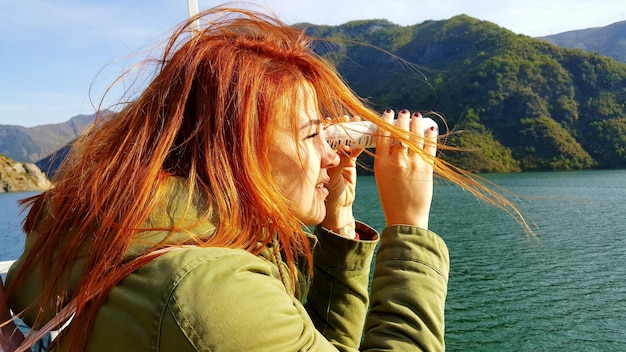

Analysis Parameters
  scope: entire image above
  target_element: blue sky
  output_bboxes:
[1,0,624,127]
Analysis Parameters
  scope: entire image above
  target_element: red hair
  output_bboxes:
[7,5,530,350]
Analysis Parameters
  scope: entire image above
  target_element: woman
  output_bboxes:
[4,6,507,351]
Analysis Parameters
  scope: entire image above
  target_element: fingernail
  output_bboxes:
[412,112,421,118]
[400,109,409,114]
[385,108,393,113]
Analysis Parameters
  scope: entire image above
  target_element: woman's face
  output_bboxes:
[269,84,340,226]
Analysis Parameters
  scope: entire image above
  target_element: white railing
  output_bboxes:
[0,260,15,275]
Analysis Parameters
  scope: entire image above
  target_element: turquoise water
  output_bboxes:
[2,170,625,350]
[355,170,626,351]
[0,191,38,261]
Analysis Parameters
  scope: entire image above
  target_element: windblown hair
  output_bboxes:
[7,5,530,350]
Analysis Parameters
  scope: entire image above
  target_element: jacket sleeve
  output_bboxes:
[361,225,450,352]
[305,222,379,350]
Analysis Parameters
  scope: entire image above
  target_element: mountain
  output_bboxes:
[539,20,626,63]
[300,15,626,172]
[0,113,97,163]
[0,154,52,193]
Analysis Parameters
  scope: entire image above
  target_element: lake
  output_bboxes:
[1,170,625,351]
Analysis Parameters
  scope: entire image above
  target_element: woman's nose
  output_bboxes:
[321,141,340,168]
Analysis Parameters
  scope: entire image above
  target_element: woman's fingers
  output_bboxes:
[376,109,395,155]
[395,109,410,130]
[390,109,410,153]
[409,111,425,150]
[424,122,438,157]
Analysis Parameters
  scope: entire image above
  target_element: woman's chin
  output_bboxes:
[297,207,326,227]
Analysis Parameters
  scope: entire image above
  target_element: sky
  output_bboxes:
[1,0,625,127]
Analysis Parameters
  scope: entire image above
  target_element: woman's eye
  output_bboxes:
[305,132,319,139]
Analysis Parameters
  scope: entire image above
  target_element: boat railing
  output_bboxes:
[0,260,15,276]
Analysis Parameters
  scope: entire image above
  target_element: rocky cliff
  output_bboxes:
[0,154,52,193]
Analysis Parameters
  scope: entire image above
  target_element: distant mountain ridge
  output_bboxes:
[0,113,97,163]
[539,20,626,63]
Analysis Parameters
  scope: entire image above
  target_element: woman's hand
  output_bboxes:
[374,109,438,229]
[321,116,364,234]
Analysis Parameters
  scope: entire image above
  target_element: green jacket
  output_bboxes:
[8,178,449,351]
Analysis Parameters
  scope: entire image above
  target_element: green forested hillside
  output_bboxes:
[301,15,626,172]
